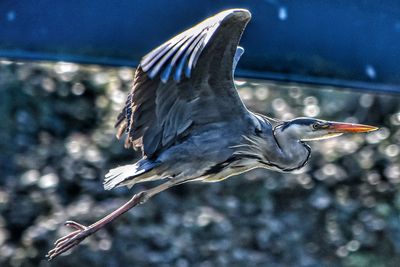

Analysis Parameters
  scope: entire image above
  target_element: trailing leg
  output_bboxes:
[46,180,177,260]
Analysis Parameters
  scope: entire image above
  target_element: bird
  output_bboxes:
[46,8,378,260]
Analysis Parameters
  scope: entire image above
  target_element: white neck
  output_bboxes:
[273,128,311,171]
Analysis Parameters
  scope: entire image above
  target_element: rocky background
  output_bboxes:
[0,60,399,267]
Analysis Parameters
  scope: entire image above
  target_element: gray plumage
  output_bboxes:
[104,9,375,190]
[47,9,378,260]
[105,9,304,189]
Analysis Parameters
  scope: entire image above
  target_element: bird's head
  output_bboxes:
[276,118,378,142]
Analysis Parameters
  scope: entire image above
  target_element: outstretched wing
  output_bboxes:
[115,9,252,158]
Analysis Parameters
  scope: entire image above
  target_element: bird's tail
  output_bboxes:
[103,159,160,190]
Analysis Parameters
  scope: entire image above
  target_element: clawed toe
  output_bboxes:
[64,220,87,231]
[46,190,153,260]
[53,229,80,246]
[46,221,90,261]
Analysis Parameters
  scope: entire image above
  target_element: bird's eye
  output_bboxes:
[312,123,319,130]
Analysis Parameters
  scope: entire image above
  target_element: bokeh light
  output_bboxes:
[0,60,398,267]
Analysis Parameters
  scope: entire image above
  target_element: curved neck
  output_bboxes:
[272,128,311,171]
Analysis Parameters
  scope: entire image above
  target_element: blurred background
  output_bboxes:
[0,60,399,267]
[1,1,400,267]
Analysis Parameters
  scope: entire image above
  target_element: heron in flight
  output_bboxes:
[47,9,377,259]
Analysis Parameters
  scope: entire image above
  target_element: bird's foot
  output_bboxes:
[46,190,159,260]
[46,220,93,260]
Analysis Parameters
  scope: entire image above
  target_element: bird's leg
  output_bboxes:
[46,180,177,260]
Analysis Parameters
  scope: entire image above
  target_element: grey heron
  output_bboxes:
[47,9,378,260]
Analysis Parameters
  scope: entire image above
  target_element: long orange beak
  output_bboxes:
[327,122,379,133]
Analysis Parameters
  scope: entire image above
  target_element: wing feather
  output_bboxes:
[141,33,186,71]
[175,31,207,81]
[115,9,252,157]
[149,35,190,79]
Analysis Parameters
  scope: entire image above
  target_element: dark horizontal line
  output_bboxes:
[236,70,400,95]
[1,50,399,94]
[0,50,138,67]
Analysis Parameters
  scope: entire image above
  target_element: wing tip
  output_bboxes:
[216,9,251,22]
[139,8,251,84]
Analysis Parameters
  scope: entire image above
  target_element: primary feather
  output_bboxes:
[107,9,255,190]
